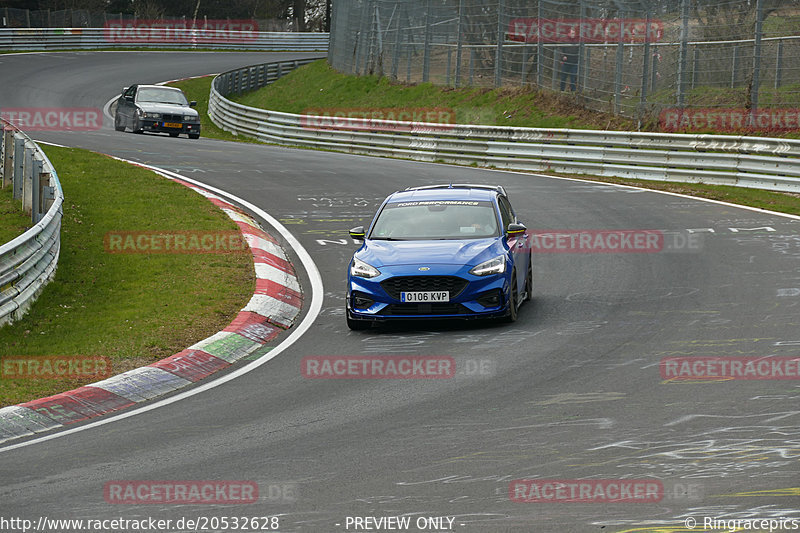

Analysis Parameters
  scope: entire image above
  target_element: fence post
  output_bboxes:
[391,4,402,80]
[2,128,13,188]
[494,0,504,87]
[536,1,543,87]
[676,0,689,108]
[13,136,24,200]
[614,8,625,113]
[750,0,764,121]
[774,39,783,89]
[691,47,698,89]
[22,145,33,214]
[731,45,739,88]
[640,8,652,112]
[32,158,42,223]
[455,0,464,88]
[422,0,432,82]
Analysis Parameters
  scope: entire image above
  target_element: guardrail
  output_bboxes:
[0,28,328,51]
[209,60,800,194]
[0,121,63,327]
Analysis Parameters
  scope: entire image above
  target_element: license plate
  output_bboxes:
[163,122,182,128]
[401,291,449,303]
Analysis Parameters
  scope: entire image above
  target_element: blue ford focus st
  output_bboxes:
[346,184,533,330]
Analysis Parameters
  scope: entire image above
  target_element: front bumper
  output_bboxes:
[346,265,512,322]
[140,119,201,135]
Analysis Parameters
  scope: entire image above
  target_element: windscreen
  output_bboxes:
[369,200,500,240]
[136,88,189,105]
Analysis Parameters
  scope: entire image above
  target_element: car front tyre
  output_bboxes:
[524,260,533,302]
[188,133,200,139]
[503,270,519,323]
[114,113,125,132]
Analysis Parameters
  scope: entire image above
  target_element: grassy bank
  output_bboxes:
[0,184,30,244]
[0,146,254,407]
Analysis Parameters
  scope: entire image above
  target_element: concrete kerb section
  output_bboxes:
[0,172,303,444]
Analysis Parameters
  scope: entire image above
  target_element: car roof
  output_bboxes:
[135,85,184,92]
[388,184,504,203]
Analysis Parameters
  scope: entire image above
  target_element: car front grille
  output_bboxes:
[380,276,468,300]
[378,303,471,316]
[162,114,182,122]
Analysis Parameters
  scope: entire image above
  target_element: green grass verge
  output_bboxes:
[227,60,637,131]
[0,146,254,407]
[0,183,30,244]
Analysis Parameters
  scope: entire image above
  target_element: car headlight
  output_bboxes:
[469,255,506,276]
[184,115,196,121]
[351,257,380,278]
[141,111,161,119]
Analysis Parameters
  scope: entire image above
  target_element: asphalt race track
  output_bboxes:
[1,52,799,532]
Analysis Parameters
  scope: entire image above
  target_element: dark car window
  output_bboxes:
[136,88,189,105]
[124,86,136,99]
[369,200,500,240]
[498,196,516,230]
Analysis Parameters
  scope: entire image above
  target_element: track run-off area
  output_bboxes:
[1,51,799,533]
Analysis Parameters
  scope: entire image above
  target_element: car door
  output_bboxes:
[119,85,137,124]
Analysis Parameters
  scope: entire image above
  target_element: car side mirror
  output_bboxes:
[124,94,134,102]
[349,226,365,241]
[506,222,526,236]
[189,101,197,107]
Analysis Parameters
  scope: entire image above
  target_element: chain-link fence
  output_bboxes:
[328,0,800,127]
[0,7,293,32]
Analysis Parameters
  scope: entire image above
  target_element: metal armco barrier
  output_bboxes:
[0,121,63,328]
[209,61,800,194]
[0,28,328,51]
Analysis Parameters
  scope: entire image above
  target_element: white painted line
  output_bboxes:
[0,163,323,454]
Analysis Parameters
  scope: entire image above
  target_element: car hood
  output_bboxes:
[137,102,197,117]
[357,238,502,268]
